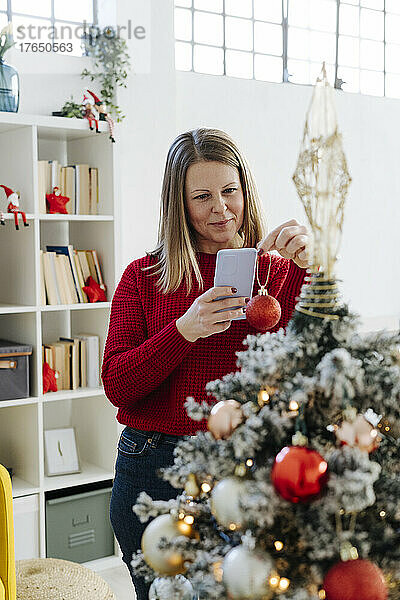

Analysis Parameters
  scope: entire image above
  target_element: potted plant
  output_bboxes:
[0,23,19,112]
[81,26,130,122]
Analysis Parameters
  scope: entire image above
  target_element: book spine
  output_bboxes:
[40,250,47,305]
[67,245,83,302]
[54,254,69,305]
[47,252,62,305]
[73,250,88,303]
[91,250,105,291]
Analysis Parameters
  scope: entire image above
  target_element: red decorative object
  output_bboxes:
[0,184,29,230]
[83,276,107,303]
[271,446,329,503]
[87,89,115,143]
[43,362,58,393]
[46,186,70,214]
[82,94,100,133]
[246,293,281,332]
[323,559,388,600]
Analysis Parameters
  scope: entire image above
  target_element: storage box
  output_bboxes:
[0,339,32,401]
[46,486,114,563]
[13,494,40,560]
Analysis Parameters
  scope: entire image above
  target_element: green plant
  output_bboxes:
[81,26,131,122]
[0,23,15,61]
[59,96,84,118]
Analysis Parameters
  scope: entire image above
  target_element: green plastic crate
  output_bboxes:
[46,486,114,563]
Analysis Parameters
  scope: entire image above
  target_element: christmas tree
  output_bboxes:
[130,65,400,600]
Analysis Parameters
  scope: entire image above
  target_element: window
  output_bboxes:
[0,0,97,56]
[174,0,400,100]
[174,0,284,83]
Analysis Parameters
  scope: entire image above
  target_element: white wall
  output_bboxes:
[10,0,399,325]
[174,71,400,323]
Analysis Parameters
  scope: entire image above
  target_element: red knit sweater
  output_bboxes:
[101,251,306,435]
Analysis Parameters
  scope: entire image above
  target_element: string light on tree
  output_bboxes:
[257,386,276,407]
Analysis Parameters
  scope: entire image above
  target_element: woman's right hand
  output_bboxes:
[176,287,248,343]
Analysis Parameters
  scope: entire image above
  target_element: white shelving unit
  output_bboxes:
[0,112,121,568]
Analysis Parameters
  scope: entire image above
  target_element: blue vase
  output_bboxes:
[0,59,19,112]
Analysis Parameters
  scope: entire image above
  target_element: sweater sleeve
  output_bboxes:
[101,263,194,409]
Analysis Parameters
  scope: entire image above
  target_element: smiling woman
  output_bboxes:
[102,127,308,600]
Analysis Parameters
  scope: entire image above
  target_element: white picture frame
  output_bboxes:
[44,427,81,477]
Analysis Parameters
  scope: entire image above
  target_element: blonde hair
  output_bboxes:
[142,127,266,295]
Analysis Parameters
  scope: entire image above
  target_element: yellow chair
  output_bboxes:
[0,465,116,600]
[0,464,16,600]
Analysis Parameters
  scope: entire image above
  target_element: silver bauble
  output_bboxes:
[222,545,273,600]
[149,575,194,600]
[210,477,247,529]
[141,514,186,576]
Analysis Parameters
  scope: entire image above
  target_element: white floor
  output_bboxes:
[100,564,137,600]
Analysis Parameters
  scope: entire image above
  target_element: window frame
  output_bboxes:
[1,0,98,55]
[174,0,398,99]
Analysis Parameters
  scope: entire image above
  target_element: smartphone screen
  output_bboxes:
[213,248,257,320]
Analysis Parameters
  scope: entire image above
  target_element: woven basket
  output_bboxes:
[16,558,117,600]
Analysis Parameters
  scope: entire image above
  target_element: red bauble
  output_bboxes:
[83,276,107,302]
[246,293,281,332]
[323,559,387,600]
[43,361,58,393]
[271,446,329,503]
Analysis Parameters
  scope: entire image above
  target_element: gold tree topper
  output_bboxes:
[292,63,352,279]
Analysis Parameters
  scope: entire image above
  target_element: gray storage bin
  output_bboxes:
[46,486,114,563]
[0,339,32,401]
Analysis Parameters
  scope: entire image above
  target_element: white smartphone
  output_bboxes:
[213,248,257,320]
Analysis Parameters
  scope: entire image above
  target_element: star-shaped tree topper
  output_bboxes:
[46,186,70,214]
[292,63,352,279]
[83,276,107,302]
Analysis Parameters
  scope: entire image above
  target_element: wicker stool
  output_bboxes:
[15,558,116,600]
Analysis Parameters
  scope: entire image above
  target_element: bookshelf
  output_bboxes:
[0,113,121,568]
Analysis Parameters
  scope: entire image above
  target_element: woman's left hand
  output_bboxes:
[257,219,309,269]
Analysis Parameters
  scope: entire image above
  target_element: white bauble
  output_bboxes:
[210,477,247,529]
[223,546,273,600]
[149,575,194,600]
[141,514,186,576]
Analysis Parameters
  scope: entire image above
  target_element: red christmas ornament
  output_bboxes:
[246,252,281,332]
[271,446,329,503]
[246,293,281,332]
[323,559,387,600]
[43,362,58,393]
[83,276,107,302]
[46,186,70,214]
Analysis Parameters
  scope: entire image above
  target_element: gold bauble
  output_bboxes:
[336,414,380,453]
[141,514,187,576]
[207,400,244,440]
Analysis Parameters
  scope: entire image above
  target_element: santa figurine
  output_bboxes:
[0,185,29,230]
[82,94,100,133]
[87,90,116,143]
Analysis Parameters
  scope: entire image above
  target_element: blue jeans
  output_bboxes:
[110,427,185,600]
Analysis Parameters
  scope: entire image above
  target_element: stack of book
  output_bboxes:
[38,160,99,215]
[42,334,100,392]
[41,245,106,306]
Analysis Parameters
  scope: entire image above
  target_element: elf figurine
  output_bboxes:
[82,94,100,133]
[0,185,29,230]
[87,90,116,143]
